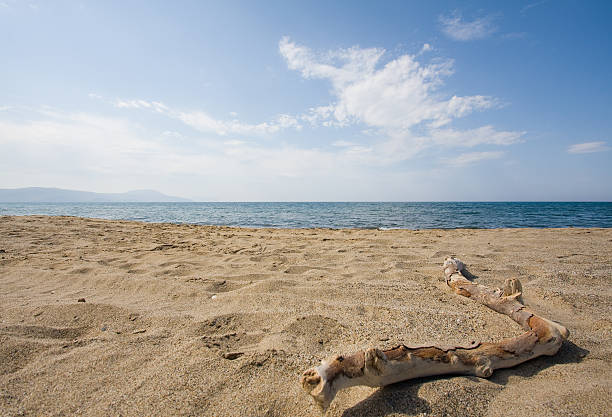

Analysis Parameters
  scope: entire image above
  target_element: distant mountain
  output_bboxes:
[0,187,191,202]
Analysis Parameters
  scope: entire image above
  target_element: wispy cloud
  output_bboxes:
[502,32,528,40]
[0,108,333,195]
[444,151,504,167]
[429,126,524,147]
[0,107,403,193]
[0,1,42,11]
[114,99,169,113]
[567,141,609,154]
[332,140,357,147]
[110,97,302,136]
[176,110,301,135]
[521,0,548,14]
[438,12,497,41]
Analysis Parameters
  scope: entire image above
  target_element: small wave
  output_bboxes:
[1,202,610,229]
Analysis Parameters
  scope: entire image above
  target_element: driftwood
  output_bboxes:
[300,257,569,411]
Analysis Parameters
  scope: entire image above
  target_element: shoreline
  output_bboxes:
[1,215,610,416]
[2,201,611,229]
[2,214,612,231]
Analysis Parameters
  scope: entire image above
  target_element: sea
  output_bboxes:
[1,202,611,229]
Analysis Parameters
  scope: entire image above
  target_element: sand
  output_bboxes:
[0,215,610,416]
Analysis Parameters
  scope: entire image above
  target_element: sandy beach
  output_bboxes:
[0,215,610,416]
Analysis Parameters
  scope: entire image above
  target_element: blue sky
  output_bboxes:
[1,0,610,201]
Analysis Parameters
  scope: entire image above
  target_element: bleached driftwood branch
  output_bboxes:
[300,257,569,411]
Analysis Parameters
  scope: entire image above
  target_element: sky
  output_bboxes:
[1,0,611,201]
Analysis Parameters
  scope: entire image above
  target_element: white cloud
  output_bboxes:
[161,130,183,139]
[301,105,337,127]
[112,96,302,136]
[443,151,504,167]
[176,110,301,135]
[279,37,496,131]
[419,43,433,54]
[114,99,168,113]
[279,36,385,90]
[332,140,356,147]
[439,12,497,41]
[567,141,609,154]
[276,113,302,130]
[224,140,246,146]
[0,111,154,159]
[278,37,521,162]
[429,126,524,147]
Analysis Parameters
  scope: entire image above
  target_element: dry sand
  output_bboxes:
[0,215,610,416]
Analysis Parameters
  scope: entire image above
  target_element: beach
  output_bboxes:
[0,215,610,416]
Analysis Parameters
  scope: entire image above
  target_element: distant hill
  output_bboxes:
[0,187,191,203]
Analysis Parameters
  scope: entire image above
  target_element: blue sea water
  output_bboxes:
[1,202,611,229]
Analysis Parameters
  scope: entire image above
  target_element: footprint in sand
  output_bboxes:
[284,265,329,274]
[199,313,250,335]
[71,267,92,274]
[198,313,266,354]
[283,315,347,352]
[185,277,249,293]
[1,324,86,340]
[0,340,47,375]
[201,332,264,352]
[250,279,297,293]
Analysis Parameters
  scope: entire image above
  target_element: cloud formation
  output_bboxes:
[105,38,522,169]
[25,37,525,199]
[278,37,522,159]
[439,12,497,41]
[567,141,609,154]
[0,108,336,198]
[280,36,496,129]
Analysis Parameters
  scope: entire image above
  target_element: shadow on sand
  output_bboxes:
[341,340,588,417]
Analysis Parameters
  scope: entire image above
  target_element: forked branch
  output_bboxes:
[300,257,569,411]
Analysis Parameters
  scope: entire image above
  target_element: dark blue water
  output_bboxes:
[1,202,611,229]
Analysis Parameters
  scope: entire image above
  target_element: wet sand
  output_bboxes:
[0,215,610,416]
